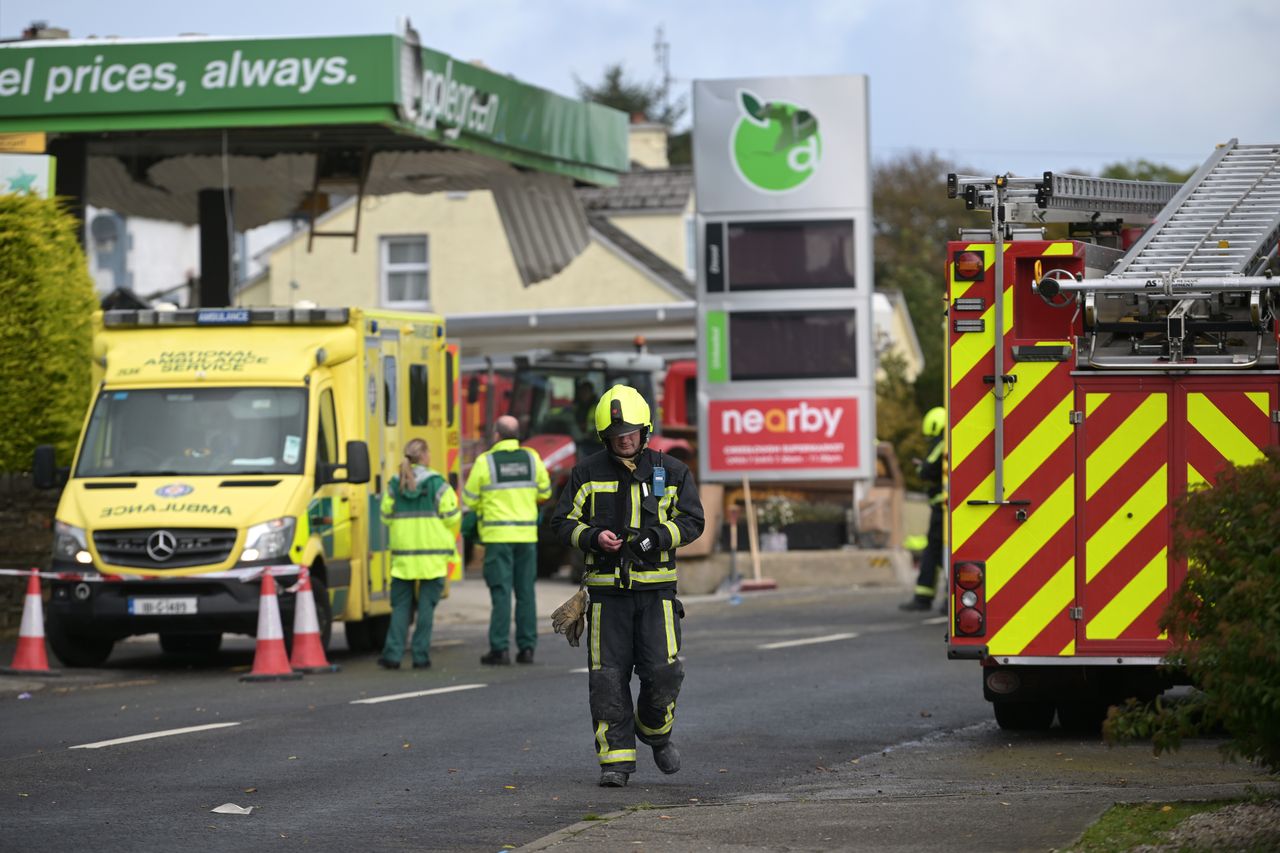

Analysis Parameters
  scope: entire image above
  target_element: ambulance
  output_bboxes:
[33,305,460,666]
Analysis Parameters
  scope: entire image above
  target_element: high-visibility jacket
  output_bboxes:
[919,435,946,506]
[462,438,551,544]
[551,448,704,592]
[380,468,461,580]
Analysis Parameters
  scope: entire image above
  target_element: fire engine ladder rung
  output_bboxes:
[1112,139,1280,280]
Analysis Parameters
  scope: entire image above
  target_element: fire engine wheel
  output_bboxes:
[1055,701,1109,734]
[46,610,114,668]
[992,700,1055,731]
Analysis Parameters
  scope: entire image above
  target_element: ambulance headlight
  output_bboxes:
[54,520,93,564]
[241,517,296,562]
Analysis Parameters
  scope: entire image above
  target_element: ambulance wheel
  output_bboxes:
[345,614,390,653]
[1056,701,1108,735]
[46,610,114,668]
[992,700,1055,731]
[282,577,333,654]
[159,632,222,657]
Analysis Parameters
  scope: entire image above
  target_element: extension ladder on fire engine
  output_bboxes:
[1110,139,1280,283]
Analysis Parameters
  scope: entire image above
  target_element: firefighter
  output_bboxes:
[464,415,552,665]
[378,439,461,669]
[900,406,947,612]
[550,385,705,787]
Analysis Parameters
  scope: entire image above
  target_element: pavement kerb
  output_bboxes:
[516,809,633,852]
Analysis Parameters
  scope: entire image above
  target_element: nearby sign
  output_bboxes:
[707,396,860,473]
[694,74,874,482]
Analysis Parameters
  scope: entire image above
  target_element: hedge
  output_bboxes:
[0,193,96,472]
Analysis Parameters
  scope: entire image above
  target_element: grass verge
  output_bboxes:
[1069,800,1232,852]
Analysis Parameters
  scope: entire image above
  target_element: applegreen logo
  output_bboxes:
[730,89,821,193]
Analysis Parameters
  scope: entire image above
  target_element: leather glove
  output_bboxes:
[635,526,666,554]
[564,613,585,647]
[552,588,589,646]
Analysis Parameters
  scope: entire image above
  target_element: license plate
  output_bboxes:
[128,597,198,616]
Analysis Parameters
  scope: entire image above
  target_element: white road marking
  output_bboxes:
[570,667,589,674]
[921,616,949,626]
[350,683,487,705]
[70,722,241,750]
[757,632,859,650]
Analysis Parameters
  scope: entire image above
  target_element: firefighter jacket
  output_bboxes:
[551,448,704,592]
[918,435,946,506]
[462,438,552,544]
[380,468,461,581]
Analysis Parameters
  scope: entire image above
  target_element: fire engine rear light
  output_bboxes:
[953,297,986,311]
[960,590,978,608]
[956,607,984,636]
[954,319,986,333]
[955,562,984,590]
[953,251,985,281]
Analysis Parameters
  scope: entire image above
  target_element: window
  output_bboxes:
[76,387,308,477]
[383,355,398,426]
[409,364,429,426]
[380,235,430,308]
[317,388,338,466]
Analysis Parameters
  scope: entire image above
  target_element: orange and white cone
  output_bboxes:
[1,569,59,676]
[241,571,301,682]
[289,567,338,674]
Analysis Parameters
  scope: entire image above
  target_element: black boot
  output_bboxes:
[516,648,534,664]
[599,769,629,787]
[653,742,681,775]
[480,649,511,665]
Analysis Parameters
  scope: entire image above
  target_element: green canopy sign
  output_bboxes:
[0,34,627,184]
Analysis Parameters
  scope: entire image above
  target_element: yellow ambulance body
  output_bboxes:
[41,306,460,666]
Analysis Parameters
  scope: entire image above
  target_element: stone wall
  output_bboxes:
[0,473,57,637]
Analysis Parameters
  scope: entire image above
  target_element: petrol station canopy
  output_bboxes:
[0,26,629,286]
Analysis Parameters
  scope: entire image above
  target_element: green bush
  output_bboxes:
[0,194,96,472]
[1104,448,1280,771]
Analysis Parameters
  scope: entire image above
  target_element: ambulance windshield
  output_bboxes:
[75,387,308,477]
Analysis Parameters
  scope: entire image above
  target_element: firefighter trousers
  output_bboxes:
[912,503,944,600]
[585,588,684,773]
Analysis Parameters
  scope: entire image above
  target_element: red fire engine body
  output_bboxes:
[944,140,1280,730]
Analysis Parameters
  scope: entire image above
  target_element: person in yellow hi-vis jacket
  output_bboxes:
[463,415,552,665]
[378,438,460,670]
[901,407,947,612]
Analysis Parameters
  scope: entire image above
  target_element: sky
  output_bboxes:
[3,0,1278,178]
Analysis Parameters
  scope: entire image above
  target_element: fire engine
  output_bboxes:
[944,139,1280,730]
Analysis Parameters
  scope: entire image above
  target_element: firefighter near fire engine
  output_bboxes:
[377,439,460,670]
[900,407,947,612]
[550,385,705,788]
[464,415,552,665]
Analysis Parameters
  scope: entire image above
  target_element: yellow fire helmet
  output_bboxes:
[922,406,946,438]
[595,384,652,446]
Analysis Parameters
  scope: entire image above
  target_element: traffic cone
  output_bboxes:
[1,569,59,676]
[241,571,301,682]
[289,567,338,674]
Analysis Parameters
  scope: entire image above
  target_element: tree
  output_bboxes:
[575,63,689,165]
[1104,449,1280,772]
[0,194,97,471]
[876,351,926,492]
[1101,159,1194,184]
[872,151,985,413]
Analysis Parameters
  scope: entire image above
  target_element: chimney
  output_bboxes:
[627,115,669,170]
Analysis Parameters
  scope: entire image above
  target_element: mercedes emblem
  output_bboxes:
[146,530,178,562]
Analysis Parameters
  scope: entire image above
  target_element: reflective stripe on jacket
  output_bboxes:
[380,469,461,580]
[462,438,551,544]
[550,447,704,592]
